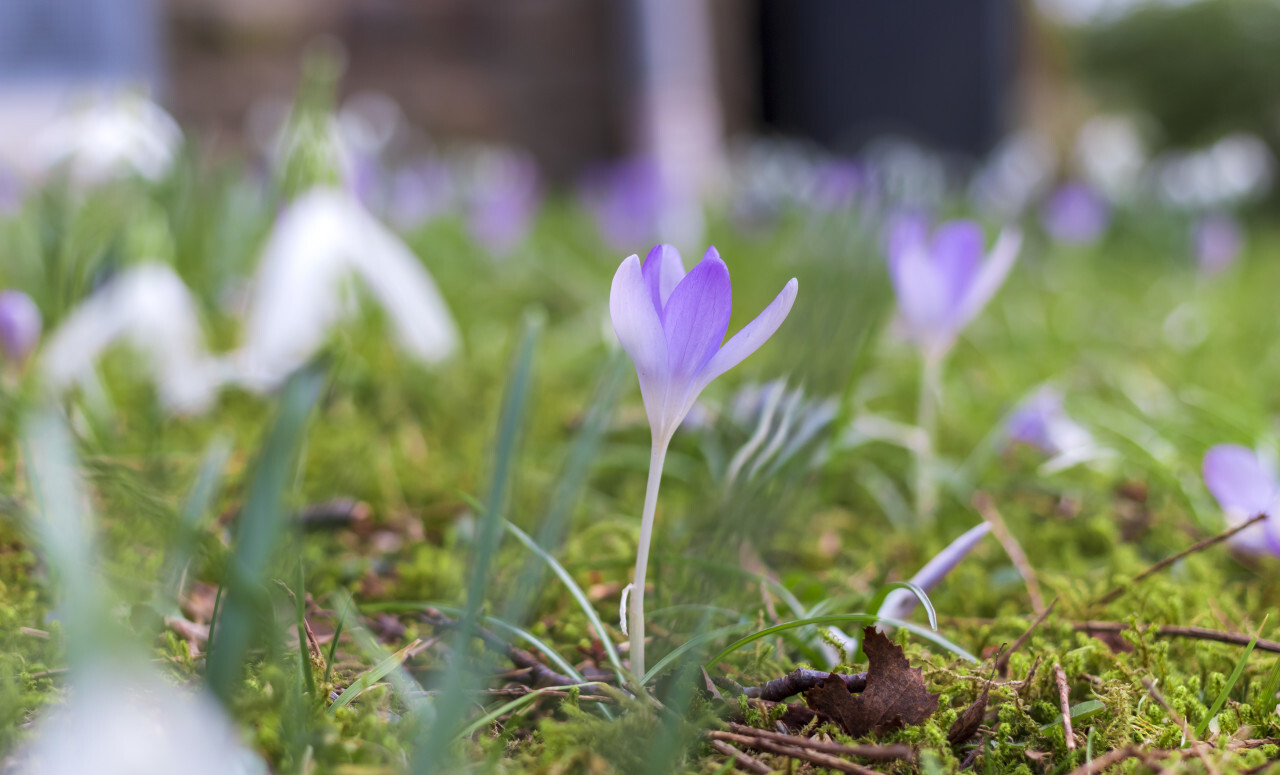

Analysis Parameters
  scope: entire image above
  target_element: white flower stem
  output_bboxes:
[916,350,944,522]
[629,435,670,686]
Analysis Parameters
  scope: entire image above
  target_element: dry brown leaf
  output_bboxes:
[804,627,940,737]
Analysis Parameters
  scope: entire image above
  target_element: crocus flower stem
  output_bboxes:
[629,435,671,684]
[916,349,944,521]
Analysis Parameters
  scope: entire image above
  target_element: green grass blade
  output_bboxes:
[455,682,605,741]
[412,318,540,771]
[206,362,327,705]
[329,638,423,714]
[1259,654,1280,712]
[295,558,316,697]
[160,436,232,613]
[504,521,626,682]
[329,590,429,714]
[324,596,351,686]
[1195,620,1264,738]
[868,581,938,631]
[702,613,976,671]
[501,356,624,625]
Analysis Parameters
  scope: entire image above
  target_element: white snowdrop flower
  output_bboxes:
[232,188,460,390]
[36,94,181,185]
[16,666,264,775]
[41,264,222,413]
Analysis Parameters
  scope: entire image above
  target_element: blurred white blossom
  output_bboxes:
[15,665,264,775]
[233,188,460,390]
[41,264,221,413]
[35,94,181,185]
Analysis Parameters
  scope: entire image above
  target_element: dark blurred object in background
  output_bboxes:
[759,0,1021,157]
[1075,0,1280,154]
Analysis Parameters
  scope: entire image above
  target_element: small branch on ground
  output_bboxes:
[1142,677,1221,775]
[740,668,868,701]
[708,740,772,775]
[973,492,1045,614]
[1063,745,1143,775]
[297,498,372,529]
[1076,621,1280,654]
[724,722,913,762]
[1053,663,1075,751]
[708,731,883,775]
[1091,513,1266,607]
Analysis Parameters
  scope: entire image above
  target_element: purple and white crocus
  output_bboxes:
[887,219,1021,518]
[0,290,42,365]
[610,244,797,682]
[1202,445,1280,555]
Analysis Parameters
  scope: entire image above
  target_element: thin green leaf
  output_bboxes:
[206,362,327,705]
[329,638,423,714]
[160,436,232,612]
[868,581,938,631]
[324,596,351,686]
[702,613,976,672]
[1041,700,1107,731]
[504,521,626,682]
[295,559,316,697]
[455,683,605,740]
[1195,619,1264,738]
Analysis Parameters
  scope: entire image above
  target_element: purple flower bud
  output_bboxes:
[0,289,41,362]
[581,157,665,251]
[1192,213,1243,276]
[1203,444,1280,556]
[466,155,540,254]
[1005,387,1093,457]
[387,160,455,230]
[610,245,798,445]
[886,218,1022,360]
[806,160,863,213]
[1040,182,1110,245]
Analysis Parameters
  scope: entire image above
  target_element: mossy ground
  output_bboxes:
[2,167,1280,773]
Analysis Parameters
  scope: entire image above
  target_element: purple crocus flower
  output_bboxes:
[1202,444,1280,555]
[806,159,863,213]
[886,219,1022,362]
[1005,387,1094,458]
[581,157,665,251]
[1192,213,1243,276]
[611,245,798,447]
[1041,182,1110,245]
[466,155,540,254]
[0,289,42,363]
[610,243,797,682]
[387,160,455,230]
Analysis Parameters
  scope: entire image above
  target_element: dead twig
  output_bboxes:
[742,668,867,701]
[1092,513,1266,606]
[1053,663,1076,751]
[1076,622,1280,654]
[1142,678,1221,775]
[709,731,882,775]
[974,492,1045,614]
[421,607,584,688]
[1062,745,1143,775]
[708,740,773,775]
[725,722,913,762]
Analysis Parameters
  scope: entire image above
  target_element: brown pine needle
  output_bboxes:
[974,492,1045,614]
[1092,513,1266,607]
[1054,663,1076,751]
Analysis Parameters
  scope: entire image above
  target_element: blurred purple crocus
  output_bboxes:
[806,159,863,213]
[1192,213,1243,276]
[610,243,797,683]
[0,289,42,363]
[387,160,455,230]
[1041,182,1110,245]
[466,155,540,254]
[1202,444,1280,555]
[887,219,1022,362]
[581,157,665,251]
[1005,387,1094,458]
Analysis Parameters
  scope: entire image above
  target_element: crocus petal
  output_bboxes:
[888,240,953,345]
[661,248,732,383]
[954,227,1021,332]
[609,254,669,424]
[931,220,984,314]
[1203,444,1278,518]
[641,244,687,313]
[878,522,991,624]
[693,277,799,397]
